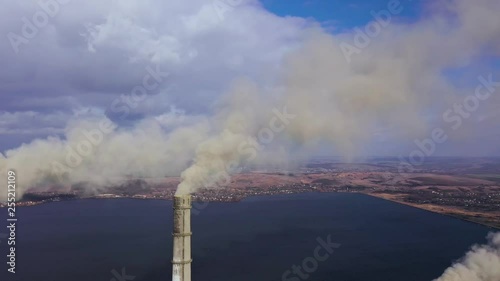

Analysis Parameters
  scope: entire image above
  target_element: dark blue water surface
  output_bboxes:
[0,193,495,281]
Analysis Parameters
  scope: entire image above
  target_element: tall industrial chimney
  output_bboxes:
[172,194,192,281]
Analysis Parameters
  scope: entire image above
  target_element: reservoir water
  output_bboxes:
[0,192,494,281]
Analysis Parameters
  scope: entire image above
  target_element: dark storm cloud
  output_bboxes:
[0,0,305,136]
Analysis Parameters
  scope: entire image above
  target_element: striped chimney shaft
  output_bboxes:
[172,195,192,281]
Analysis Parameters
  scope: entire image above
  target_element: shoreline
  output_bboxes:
[365,192,500,231]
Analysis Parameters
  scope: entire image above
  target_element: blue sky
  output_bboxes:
[258,0,499,97]
[260,0,422,31]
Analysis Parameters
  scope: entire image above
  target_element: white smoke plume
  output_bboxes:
[435,232,500,281]
[177,0,500,194]
[1,0,500,199]
[0,116,211,199]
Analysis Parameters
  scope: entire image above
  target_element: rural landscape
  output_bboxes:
[7,157,500,229]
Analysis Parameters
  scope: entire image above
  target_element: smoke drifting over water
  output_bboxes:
[1,0,500,199]
[435,232,500,281]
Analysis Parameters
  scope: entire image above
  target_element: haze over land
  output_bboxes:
[1,0,500,199]
[8,157,500,230]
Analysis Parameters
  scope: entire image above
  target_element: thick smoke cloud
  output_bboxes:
[435,232,500,281]
[177,0,500,194]
[0,116,210,199]
[1,0,500,199]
